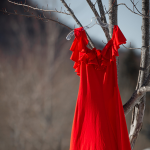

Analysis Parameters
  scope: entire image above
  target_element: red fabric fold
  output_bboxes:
[70,26,127,76]
[69,25,131,150]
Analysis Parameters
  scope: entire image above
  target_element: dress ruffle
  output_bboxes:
[70,26,126,76]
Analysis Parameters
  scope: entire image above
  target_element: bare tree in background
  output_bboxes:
[1,0,150,149]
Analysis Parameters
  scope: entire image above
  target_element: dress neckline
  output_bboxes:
[70,25,127,76]
[74,25,118,52]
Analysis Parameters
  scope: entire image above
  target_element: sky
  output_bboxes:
[31,0,142,53]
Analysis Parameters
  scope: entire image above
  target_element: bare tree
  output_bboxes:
[1,0,150,149]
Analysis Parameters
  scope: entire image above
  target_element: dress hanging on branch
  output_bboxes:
[68,26,131,150]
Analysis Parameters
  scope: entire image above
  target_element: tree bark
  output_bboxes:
[86,0,110,41]
[109,0,117,36]
[97,0,108,24]
[129,0,149,149]
[123,73,150,115]
[109,0,119,80]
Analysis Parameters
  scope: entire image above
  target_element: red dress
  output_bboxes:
[69,25,131,150]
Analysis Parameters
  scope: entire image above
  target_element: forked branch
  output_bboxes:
[106,2,150,18]
[0,9,72,30]
[117,3,149,18]
[86,0,110,41]
[122,44,150,50]
[123,73,150,115]
[8,0,70,15]
[128,0,149,149]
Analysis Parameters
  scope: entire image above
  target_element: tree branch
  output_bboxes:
[123,73,150,115]
[86,0,111,41]
[109,0,117,36]
[102,43,150,50]
[122,44,150,50]
[60,0,94,49]
[137,86,150,94]
[129,0,146,17]
[105,0,150,19]
[0,9,72,31]
[109,0,119,82]
[117,3,150,18]
[122,45,141,50]
[128,0,149,149]
[106,3,150,18]
[97,0,108,24]
[7,0,70,15]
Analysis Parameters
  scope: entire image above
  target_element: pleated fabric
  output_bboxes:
[69,25,131,150]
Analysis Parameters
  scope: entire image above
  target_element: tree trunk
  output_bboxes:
[129,0,149,149]
[109,0,119,80]
[109,0,117,37]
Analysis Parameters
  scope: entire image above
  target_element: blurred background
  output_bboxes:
[0,0,150,150]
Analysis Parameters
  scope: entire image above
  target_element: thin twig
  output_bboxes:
[0,9,72,30]
[122,44,150,50]
[8,0,70,15]
[104,0,116,15]
[122,45,141,50]
[105,3,150,18]
[130,0,144,16]
[102,40,106,44]
[102,40,150,50]
[94,1,97,6]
